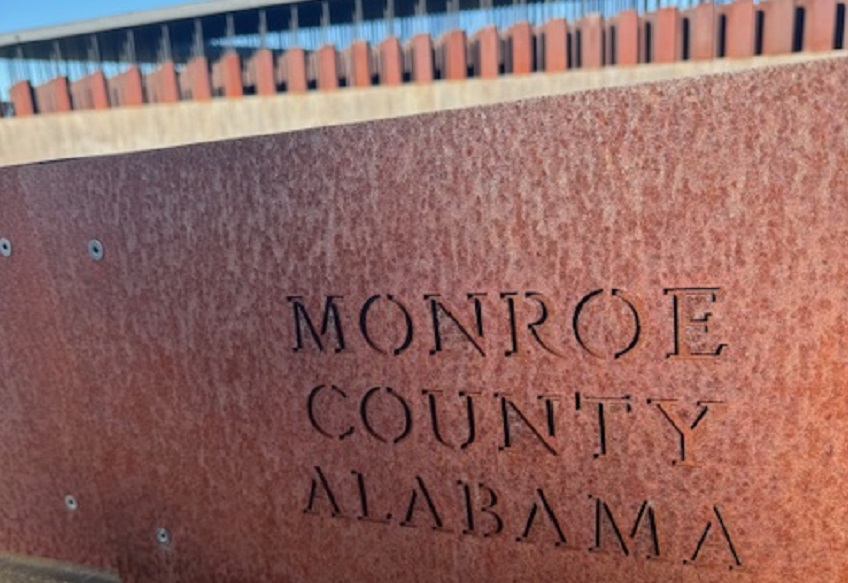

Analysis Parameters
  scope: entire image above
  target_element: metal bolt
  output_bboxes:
[64,495,78,512]
[87,239,104,261]
[155,527,171,546]
[0,238,11,257]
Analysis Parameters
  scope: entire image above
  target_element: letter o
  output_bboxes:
[359,294,414,355]
[572,289,641,359]
[360,386,413,444]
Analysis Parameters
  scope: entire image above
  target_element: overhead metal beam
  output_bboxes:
[0,0,309,49]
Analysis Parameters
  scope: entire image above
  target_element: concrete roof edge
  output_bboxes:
[0,0,301,49]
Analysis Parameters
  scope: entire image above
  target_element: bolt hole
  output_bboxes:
[156,527,171,546]
[88,239,104,261]
[0,238,11,257]
[64,495,78,511]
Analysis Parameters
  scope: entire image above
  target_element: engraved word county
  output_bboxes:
[289,287,742,570]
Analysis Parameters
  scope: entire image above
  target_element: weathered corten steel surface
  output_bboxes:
[1,57,848,582]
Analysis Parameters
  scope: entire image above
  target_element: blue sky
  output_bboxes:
[1,0,203,33]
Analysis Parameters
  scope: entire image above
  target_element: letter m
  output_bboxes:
[591,498,660,559]
[287,295,346,353]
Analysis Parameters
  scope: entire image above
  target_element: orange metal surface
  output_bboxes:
[1,58,848,582]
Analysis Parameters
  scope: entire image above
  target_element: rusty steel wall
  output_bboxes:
[0,57,848,582]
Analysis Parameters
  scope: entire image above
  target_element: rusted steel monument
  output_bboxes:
[0,55,847,581]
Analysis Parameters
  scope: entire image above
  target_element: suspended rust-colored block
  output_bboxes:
[409,33,434,83]
[686,3,717,60]
[314,45,340,91]
[179,57,212,101]
[543,18,569,72]
[144,61,180,104]
[504,21,534,74]
[470,25,500,79]
[243,49,276,96]
[10,80,36,117]
[606,10,639,66]
[439,29,468,80]
[211,53,244,98]
[70,71,110,111]
[277,48,308,94]
[757,0,797,54]
[34,77,71,114]
[720,0,756,57]
[378,37,403,86]
[654,7,684,63]
[108,66,144,107]
[575,14,605,68]
[796,0,838,51]
[345,41,372,88]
